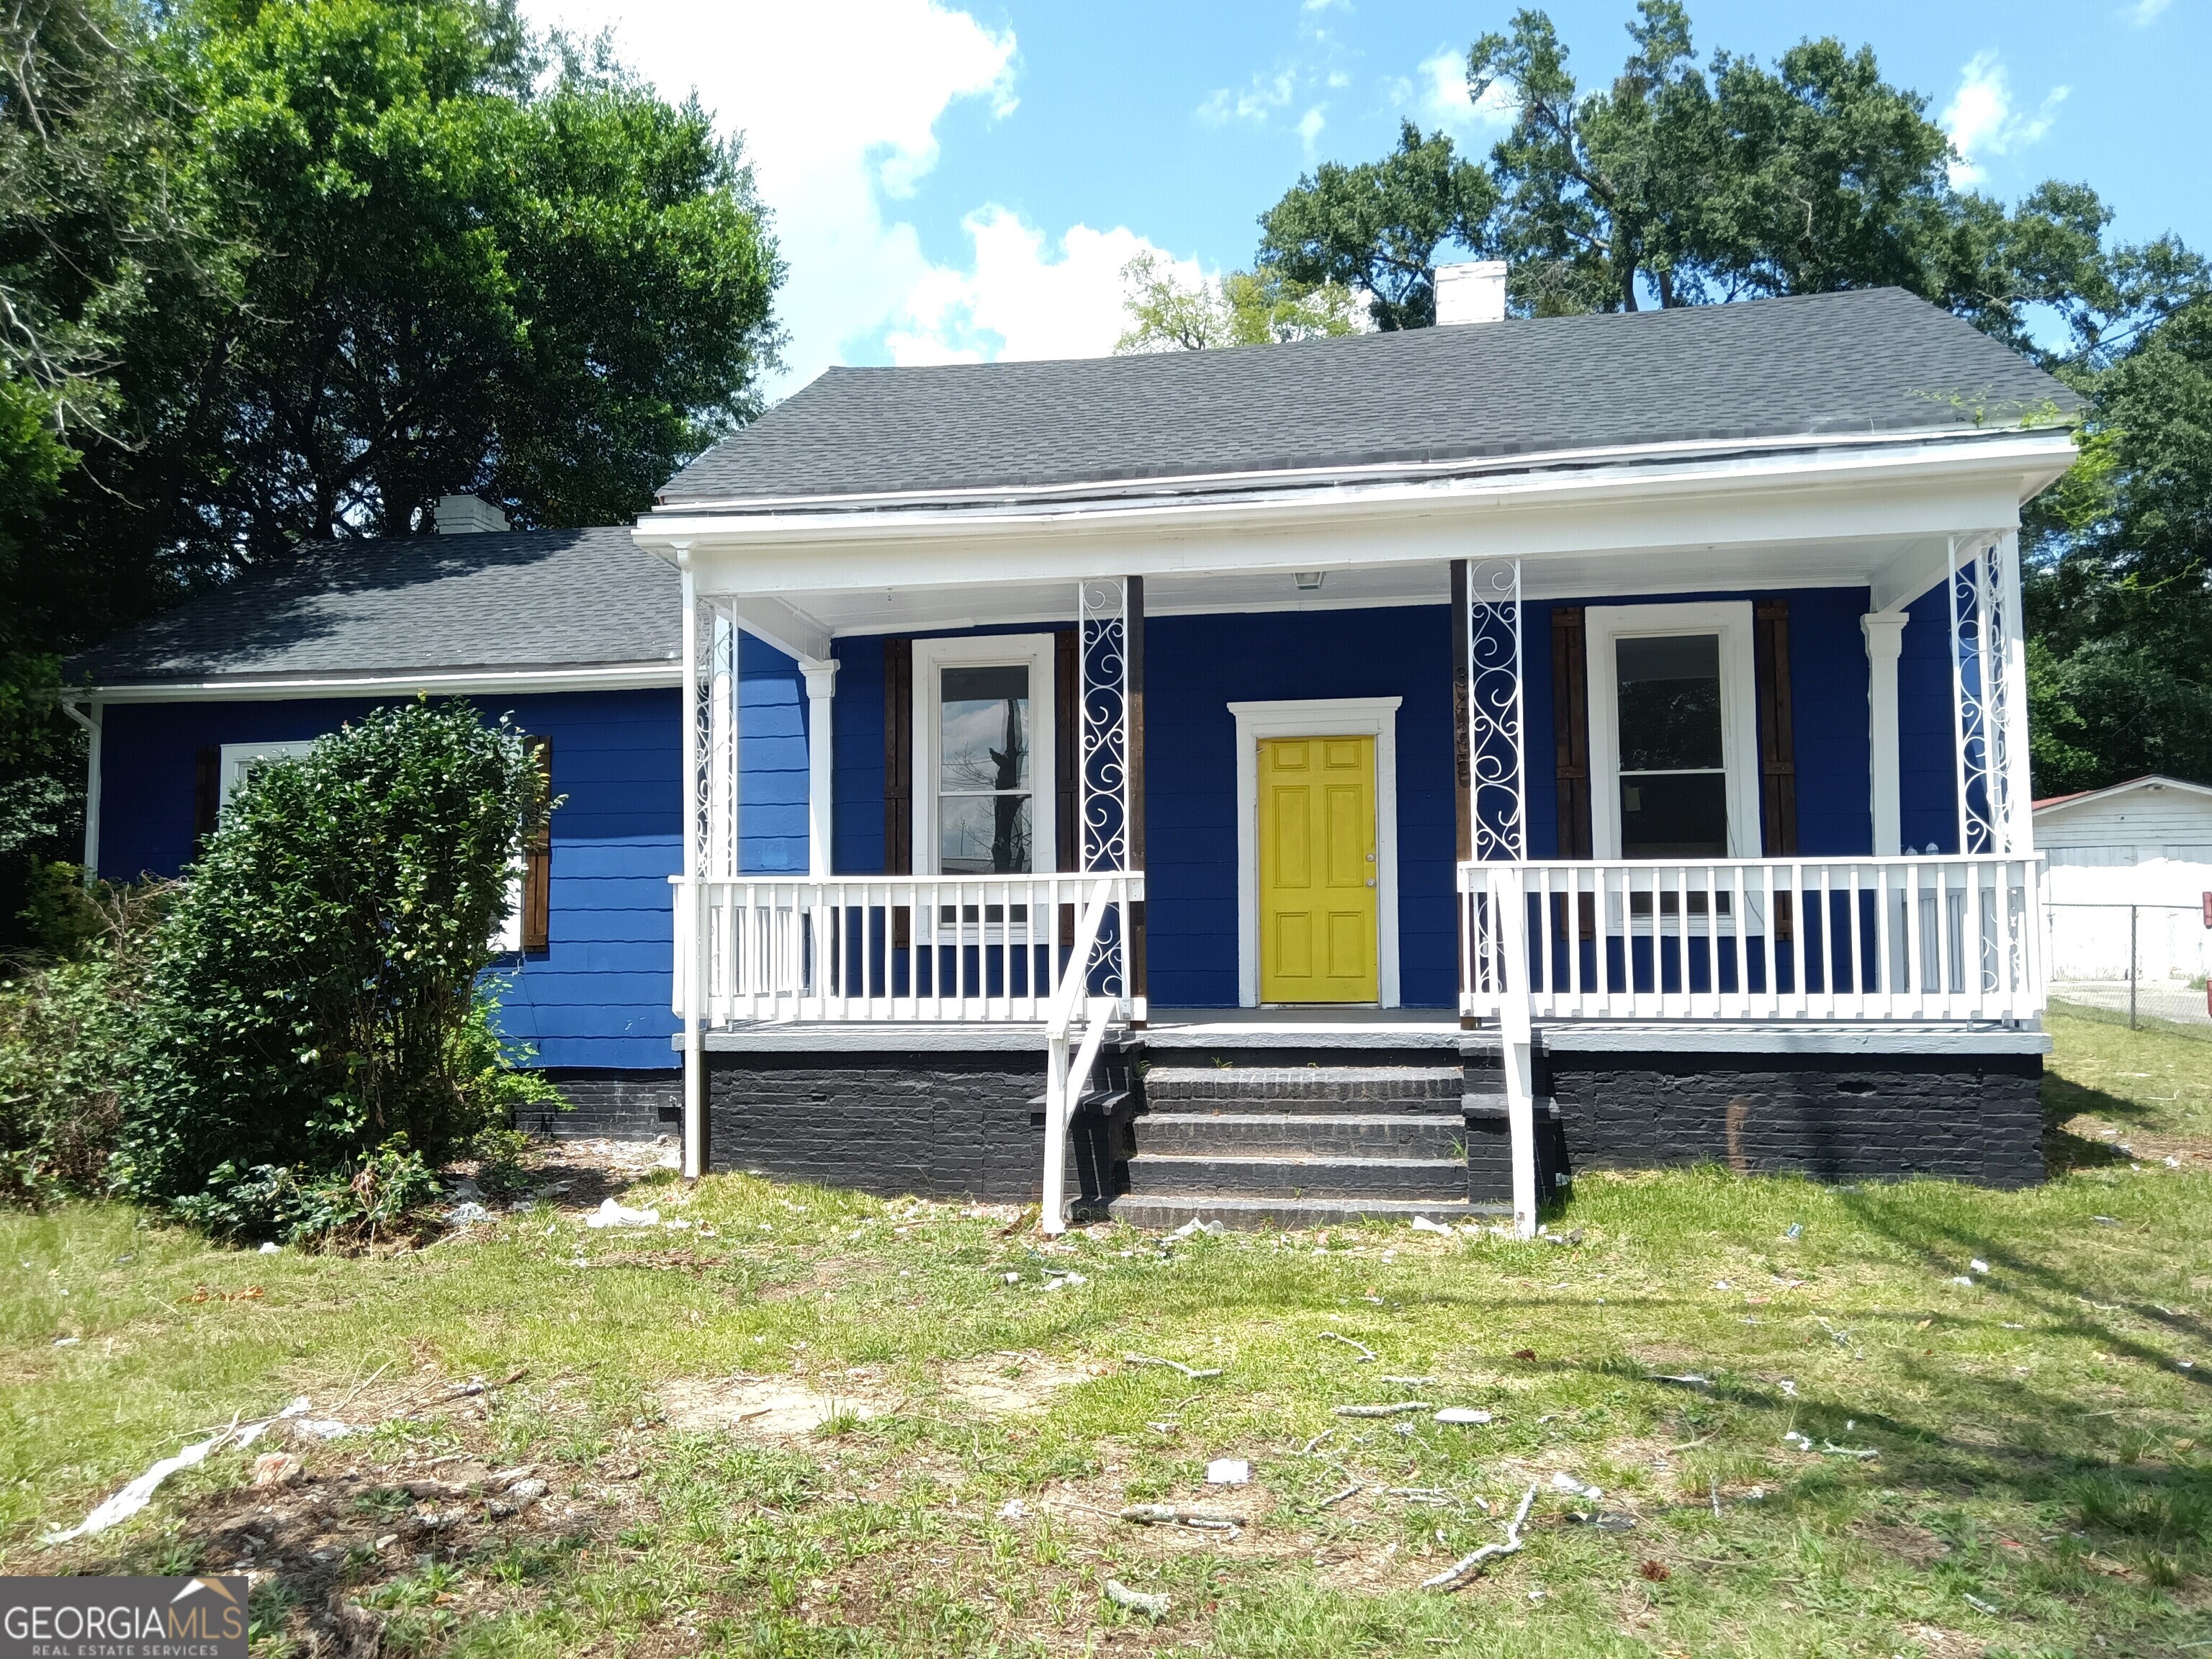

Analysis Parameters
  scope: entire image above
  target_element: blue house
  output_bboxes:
[68,276,2076,1233]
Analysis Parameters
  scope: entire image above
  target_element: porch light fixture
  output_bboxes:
[1292,570,1326,590]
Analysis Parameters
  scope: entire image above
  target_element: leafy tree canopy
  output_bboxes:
[1114,252,1363,353]
[0,0,781,927]
[1257,1,2203,359]
[2025,296,2212,792]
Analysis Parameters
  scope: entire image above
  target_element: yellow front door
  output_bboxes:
[1259,735,1379,1003]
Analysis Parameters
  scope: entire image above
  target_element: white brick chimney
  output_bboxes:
[1434,259,1509,325]
[434,494,510,534]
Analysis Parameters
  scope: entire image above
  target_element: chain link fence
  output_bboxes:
[2047,899,2211,1035]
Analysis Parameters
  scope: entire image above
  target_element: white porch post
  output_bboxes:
[60,700,102,881]
[1861,610,1907,855]
[1464,556,1537,1240]
[801,656,838,876]
[1992,530,2033,855]
[678,552,706,1181]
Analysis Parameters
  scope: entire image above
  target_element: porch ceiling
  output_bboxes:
[746,531,1964,641]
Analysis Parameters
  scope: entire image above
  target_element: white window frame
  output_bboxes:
[1228,696,1402,1009]
[1583,601,1761,860]
[911,633,1058,877]
[217,740,318,822]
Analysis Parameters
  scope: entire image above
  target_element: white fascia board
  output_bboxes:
[641,433,2074,599]
[84,661,680,703]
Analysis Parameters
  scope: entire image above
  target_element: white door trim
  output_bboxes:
[1228,696,1402,1008]
[911,633,1057,875]
[1583,601,1761,859]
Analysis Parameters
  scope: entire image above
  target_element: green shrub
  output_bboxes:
[114,699,553,1241]
[0,877,168,1204]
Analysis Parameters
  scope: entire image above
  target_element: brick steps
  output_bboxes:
[1107,1193,1501,1231]
[1115,1061,1476,1226]
[1133,1111,1463,1157]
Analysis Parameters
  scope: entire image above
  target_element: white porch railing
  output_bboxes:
[673,872,1141,1025]
[1457,855,2046,1024]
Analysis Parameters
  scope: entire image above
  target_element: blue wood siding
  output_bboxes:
[1899,580,1963,853]
[1141,607,1462,1008]
[737,634,810,872]
[99,687,698,1071]
[831,635,886,875]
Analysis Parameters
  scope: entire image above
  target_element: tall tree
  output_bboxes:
[1115,252,1362,353]
[1256,122,1496,331]
[1258,1,2203,363]
[2024,296,2212,791]
[1,0,209,881]
[0,0,783,940]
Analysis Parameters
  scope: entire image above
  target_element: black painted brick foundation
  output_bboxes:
[516,1069,681,1141]
[706,1051,1133,1204]
[1543,1050,2044,1188]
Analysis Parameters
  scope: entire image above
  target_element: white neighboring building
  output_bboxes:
[2036,775,2212,984]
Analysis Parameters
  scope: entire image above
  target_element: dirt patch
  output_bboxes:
[660,1375,880,1437]
[940,1354,1100,1413]
[1851,1516,1953,1565]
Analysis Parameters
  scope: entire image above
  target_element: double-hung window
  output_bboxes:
[217,740,318,824]
[912,634,1056,876]
[1585,603,1761,863]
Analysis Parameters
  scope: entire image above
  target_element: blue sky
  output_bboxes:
[521,0,2211,397]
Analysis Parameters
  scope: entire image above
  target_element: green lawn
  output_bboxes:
[4,1017,2208,1658]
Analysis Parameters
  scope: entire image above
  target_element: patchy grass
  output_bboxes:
[4,1023,2210,1657]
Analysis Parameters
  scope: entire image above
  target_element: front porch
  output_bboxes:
[657,524,2049,1231]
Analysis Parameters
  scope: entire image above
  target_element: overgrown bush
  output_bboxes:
[114,699,554,1241]
[0,873,168,1205]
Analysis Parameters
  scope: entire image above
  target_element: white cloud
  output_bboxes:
[2128,0,2173,24]
[885,210,1201,364]
[517,0,1039,392]
[1391,49,1516,140]
[1297,104,1327,149]
[1198,67,1298,126]
[1941,50,2069,186]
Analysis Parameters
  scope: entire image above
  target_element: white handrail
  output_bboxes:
[1040,880,1119,1236]
[1458,853,2046,1024]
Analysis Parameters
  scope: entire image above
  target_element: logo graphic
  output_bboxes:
[1,1575,249,1658]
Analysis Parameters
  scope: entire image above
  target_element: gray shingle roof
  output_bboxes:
[70,527,676,690]
[660,287,2077,507]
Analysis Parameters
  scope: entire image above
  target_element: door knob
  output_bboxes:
[1367,878,1376,888]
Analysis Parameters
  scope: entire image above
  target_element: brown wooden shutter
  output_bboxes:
[883,637,912,874]
[1550,608,1593,858]
[521,736,552,953]
[1055,628,1078,870]
[193,746,221,844]
[1753,600,1799,855]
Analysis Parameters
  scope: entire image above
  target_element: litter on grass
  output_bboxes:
[587,1199,660,1229]
[1421,1482,1539,1591]
[1549,1472,1603,1499]
[1169,1219,1224,1240]
[1434,1408,1493,1426]
[1124,1353,1223,1380]
[43,1396,314,1544]
[1104,1580,1169,1619]
[1409,1215,1453,1234]
[1318,1331,1378,1363]
[1119,1503,1242,1532]
[1205,1458,1251,1485]
[1334,1401,1432,1417]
